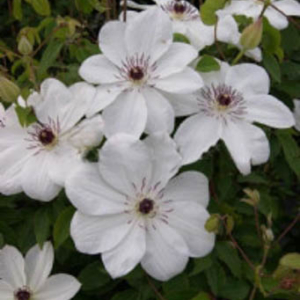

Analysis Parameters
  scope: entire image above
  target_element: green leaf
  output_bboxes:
[29,0,51,16]
[111,290,139,300]
[75,0,94,14]
[200,0,227,25]
[78,261,111,291]
[196,55,220,73]
[191,292,210,300]
[280,253,300,269]
[163,274,189,294]
[205,262,226,295]
[15,106,37,127]
[219,279,250,300]
[88,0,107,13]
[173,33,190,44]
[216,241,242,278]
[276,129,300,179]
[190,255,213,276]
[13,0,23,20]
[34,208,50,248]
[53,206,75,249]
[262,18,281,56]
[263,53,281,83]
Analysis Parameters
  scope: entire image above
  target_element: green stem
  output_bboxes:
[232,50,245,65]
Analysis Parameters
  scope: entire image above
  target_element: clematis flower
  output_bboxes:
[79,7,203,137]
[293,99,300,131]
[217,0,300,30]
[121,0,262,61]
[174,62,295,175]
[0,242,81,300]
[0,78,104,201]
[66,133,215,281]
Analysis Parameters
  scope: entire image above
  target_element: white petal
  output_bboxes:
[125,7,173,64]
[152,67,203,94]
[264,7,289,30]
[168,201,215,257]
[34,274,81,300]
[99,21,127,67]
[65,163,126,216]
[142,88,175,134]
[245,47,262,62]
[144,133,181,188]
[102,222,146,278]
[79,55,120,84]
[99,134,152,195]
[293,99,300,131]
[103,89,147,138]
[25,242,54,292]
[163,171,209,207]
[0,281,14,300]
[71,211,132,254]
[21,154,61,202]
[141,226,189,281]
[216,1,257,18]
[162,91,199,117]
[0,246,26,289]
[175,113,221,165]
[274,0,300,17]
[225,64,270,96]
[200,61,230,87]
[217,15,240,45]
[86,83,127,117]
[153,43,198,78]
[245,95,295,128]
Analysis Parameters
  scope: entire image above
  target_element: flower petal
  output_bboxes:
[142,88,175,134]
[274,0,300,17]
[245,95,295,128]
[0,246,26,289]
[102,89,147,138]
[175,113,221,165]
[264,7,288,30]
[25,242,54,292]
[0,281,14,300]
[102,221,146,279]
[99,21,127,67]
[79,55,120,84]
[163,171,209,207]
[99,134,152,195]
[152,67,203,94]
[168,201,215,257]
[21,154,61,202]
[71,211,132,254]
[34,274,81,300]
[217,15,240,45]
[225,64,270,96]
[125,7,173,64]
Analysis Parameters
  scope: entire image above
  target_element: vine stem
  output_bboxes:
[275,212,300,244]
[123,0,127,22]
[248,286,257,300]
[146,274,168,300]
[214,21,226,61]
[232,50,245,65]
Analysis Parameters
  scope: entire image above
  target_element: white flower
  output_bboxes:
[0,102,6,128]
[174,62,295,175]
[0,242,81,300]
[66,133,215,281]
[79,7,203,137]
[217,0,300,30]
[0,79,104,201]
[293,99,300,131]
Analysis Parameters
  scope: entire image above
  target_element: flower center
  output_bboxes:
[139,198,154,214]
[129,66,144,81]
[174,2,186,14]
[161,0,199,21]
[38,128,55,145]
[217,94,232,106]
[15,290,31,300]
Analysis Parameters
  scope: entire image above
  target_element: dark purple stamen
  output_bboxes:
[38,128,55,145]
[16,290,31,300]
[217,94,232,106]
[129,67,144,81]
[139,198,154,214]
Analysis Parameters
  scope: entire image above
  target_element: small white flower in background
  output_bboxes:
[66,133,215,281]
[174,62,295,175]
[79,7,203,138]
[0,242,81,300]
[0,78,104,201]
[293,99,300,131]
[121,0,262,61]
[217,0,300,30]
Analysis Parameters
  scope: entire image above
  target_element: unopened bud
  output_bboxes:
[205,214,220,234]
[241,188,260,206]
[261,225,274,243]
[0,76,20,103]
[240,18,263,50]
[18,36,33,56]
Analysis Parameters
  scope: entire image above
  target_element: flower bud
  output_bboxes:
[241,188,260,206]
[240,18,263,50]
[0,76,20,103]
[205,214,220,234]
[18,36,33,56]
[261,225,274,243]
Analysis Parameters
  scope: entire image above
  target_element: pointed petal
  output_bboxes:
[264,8,288,30]
[71,211,132,254]
[274,0,300,17]
[0,281,14,300]
[217,15,240,45]
[25,242,54,292]
[102,89,147,138]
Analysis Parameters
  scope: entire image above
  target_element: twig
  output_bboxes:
[146,274,168,300]
[270,3,300,30]
[248,286,257,300]
[276,212,300,244]
[254,205,263,244]
[123,0,127,22]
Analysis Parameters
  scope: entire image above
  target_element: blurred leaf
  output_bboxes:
[219,279,250,300]
[15,105,37,127]
[29,0,51,16]
[196,55,220,73]
[111,290,139,300]
[34,207,50,248]
[263,53,281,83]
[173,33,190,44]
[13,0,23,20]
[190,255,213,276]
[191,292,211,300]
[280,253,300,269]
[201,0,227,25]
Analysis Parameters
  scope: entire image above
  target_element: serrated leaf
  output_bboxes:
[53,206,75,249]
[34,208,50,248]
[29,0,51,16]
[196,55,220,73]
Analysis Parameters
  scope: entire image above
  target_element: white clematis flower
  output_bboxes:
[174,62,295,175]
[217,0,300,30]
[121,0,262,61]
[0,242,81,300]
[66,133,215,281]
[0,78,104,201]
[79,7,203,137]
[293,99,300,131]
